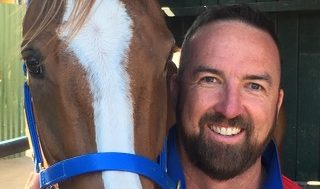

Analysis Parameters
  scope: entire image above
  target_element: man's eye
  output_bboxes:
[199,76,219,84]
[249,83,262,90]
[202,76,214,82]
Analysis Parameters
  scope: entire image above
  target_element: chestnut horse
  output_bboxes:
[22,0,175,188]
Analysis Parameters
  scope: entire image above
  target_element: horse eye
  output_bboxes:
[23,50,44,77]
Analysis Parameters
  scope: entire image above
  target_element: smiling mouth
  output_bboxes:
[209,125,242,136]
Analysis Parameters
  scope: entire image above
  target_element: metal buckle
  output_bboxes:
[26,72,30,86]
[38,162,45,171]
[45,186,56,189]
[176,180,181,189]
[23,64,30,85]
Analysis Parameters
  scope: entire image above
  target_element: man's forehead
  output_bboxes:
[191,21,278,59]
[186,20,281,82]
[191,20,273,43]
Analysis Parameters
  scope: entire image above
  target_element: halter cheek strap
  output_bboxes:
[23,64,44,173]
[23,64,179,189]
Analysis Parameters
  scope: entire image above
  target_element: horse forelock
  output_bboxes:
[23,0,95,50]
[59,0,142,188]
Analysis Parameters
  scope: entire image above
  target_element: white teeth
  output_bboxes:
[210,125,241,136]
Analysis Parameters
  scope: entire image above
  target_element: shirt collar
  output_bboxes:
[261,139,284,189]
[166,126,186,189]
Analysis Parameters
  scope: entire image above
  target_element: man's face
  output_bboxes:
[174,21,284,180]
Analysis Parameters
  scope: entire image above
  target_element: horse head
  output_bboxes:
[22,0,175,188]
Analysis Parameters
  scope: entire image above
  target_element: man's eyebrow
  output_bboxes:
[244,73,273,86]
[192,65,224,79]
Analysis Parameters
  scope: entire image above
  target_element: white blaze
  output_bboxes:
[59,0,142,188]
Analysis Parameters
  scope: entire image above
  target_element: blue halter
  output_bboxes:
[23,64,179,189]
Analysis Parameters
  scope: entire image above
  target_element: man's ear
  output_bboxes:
[169,73,179,110]
[277,89,284,116]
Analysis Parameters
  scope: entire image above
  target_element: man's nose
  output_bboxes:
[214,86,242,119]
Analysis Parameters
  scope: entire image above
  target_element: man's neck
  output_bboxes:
[179,142,264,189]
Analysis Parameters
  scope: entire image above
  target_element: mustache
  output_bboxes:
[199,112,252,130]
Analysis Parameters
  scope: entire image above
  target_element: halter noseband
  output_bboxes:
[23,64,179,189]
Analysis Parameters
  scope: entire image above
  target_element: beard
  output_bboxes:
[178,111,276,181]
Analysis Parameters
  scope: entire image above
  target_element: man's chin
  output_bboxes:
[181,131,264,181]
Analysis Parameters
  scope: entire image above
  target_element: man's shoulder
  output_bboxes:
[282,175,301,189]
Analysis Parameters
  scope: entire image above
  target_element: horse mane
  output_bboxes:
[22,0,96,50]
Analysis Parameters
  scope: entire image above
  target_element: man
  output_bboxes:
[165,4,301,189]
